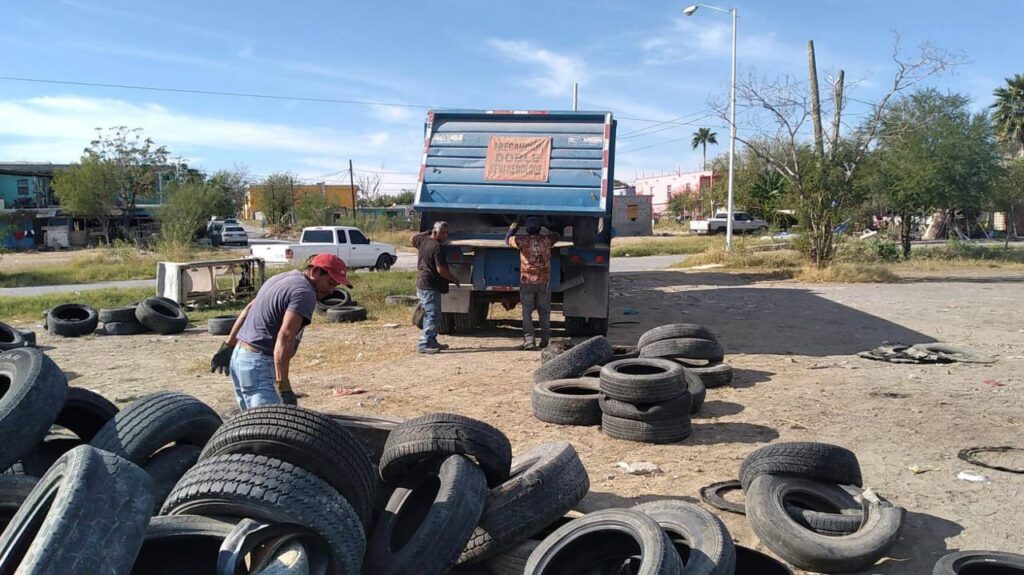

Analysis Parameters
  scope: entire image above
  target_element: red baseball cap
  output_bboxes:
[310,253,353,287]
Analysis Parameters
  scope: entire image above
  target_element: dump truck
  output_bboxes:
[414,109,616,336]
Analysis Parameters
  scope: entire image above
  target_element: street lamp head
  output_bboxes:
[683,5,699,15]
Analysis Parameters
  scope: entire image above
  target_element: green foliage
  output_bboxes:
[157,180,228,248]
[85,127,170,230]
[206,167,250,216]
[691,127,719,170]
[611,236,717,258]
[992,74,1024,157]
[257,173,296,226]
[52,157,118,220]
[295,192,338,228]
[837,238,902,263]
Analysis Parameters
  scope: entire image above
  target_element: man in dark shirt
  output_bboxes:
[210,253,352,408]
[411,221,459,354]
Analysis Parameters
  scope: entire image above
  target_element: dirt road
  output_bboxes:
[21,268,1024,573]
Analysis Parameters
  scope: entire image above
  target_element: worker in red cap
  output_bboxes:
[211,253,352,409]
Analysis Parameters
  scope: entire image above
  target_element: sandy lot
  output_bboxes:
[19,268,1024,574]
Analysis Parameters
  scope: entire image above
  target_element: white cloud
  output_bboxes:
[487,39,587,97]
[641,18,801,66]
[368,104,415,124]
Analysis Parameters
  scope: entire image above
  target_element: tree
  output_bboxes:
[157,180,224,247]
[992,74,1024,158]
[256,173,296,226]
[712,37,963,266]
[691,128,719,170]
[748,171,790,227]
[206,165,250,217]
[52,157,119,241]
[295,192,338,228]
[864,89,1000,257]
[991,159,1024,248]
[355,170,383,207]
[84,127,170,234]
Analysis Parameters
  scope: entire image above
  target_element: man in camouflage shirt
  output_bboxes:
[505,216,560,349]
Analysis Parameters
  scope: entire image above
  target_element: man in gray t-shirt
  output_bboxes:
[211,253,352,409]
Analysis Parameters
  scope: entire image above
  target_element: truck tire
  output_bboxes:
[745,474,904,573]
[687,362,733,388]
[452,312,476,334]
[601,413,691,444]
[329,413,403,466]
[98,306,138,324]
[47,304,99,337]
[0,323,25,351]
[325,305,367,323]
[380,413,512,488]
[90,391,222,466]
[533,336,614,384]
[639,338,724,363]
[104,319,149,336]
[54,387,119,442]
[459,442,589,565]
[685,367,706,414]
[738,442,862,491]
[162,453,366,575]
[531,379,601,426]
[482,517,576,575]
[633,499,736,575]
[315,289,352,314]
[598,390,691,422]
[564,316,588,337]
[638,324,718,349]
[367,455,487,575]
[207,315,237,336]
[598,358,686,403]
[586,317,608,336]
[375,254,394,271]
[199,405,378,528]
[0,475,37,532]
[0,347,68,472]
[145,444,201,513]
[933,551,1024,575]
[135,297,189,335]
[134,515,236,575]
[0,446,153,575]
[524,509,684,574]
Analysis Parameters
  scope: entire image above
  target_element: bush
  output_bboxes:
[838,238,901,263]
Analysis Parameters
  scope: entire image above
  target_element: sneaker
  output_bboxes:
[518,340,537,350]
[425,342,449,351]
[417,346,440,354]
[539,338,550,348]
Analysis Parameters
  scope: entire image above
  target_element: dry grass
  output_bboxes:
[611,235,719,257]
[796,264,899,283]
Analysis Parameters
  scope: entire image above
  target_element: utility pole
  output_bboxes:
[572,82,579,111]
[348,159,357,219]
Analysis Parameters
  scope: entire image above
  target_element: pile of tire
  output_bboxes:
[638,323,734,389]
[702,441,907,573]
[315,289,368,323]
[96,297,189,336]
[598,357,698,444]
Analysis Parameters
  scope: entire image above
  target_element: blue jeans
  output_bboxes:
[230,346,280,410]
[417,288,442,348]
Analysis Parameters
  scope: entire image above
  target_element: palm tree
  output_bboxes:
[691,128,719,170]
[993,74,1024,158]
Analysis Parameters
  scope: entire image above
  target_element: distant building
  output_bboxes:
[613,195,653,236]
[0,163,68,209]
[632,169,720,216]
[244,182,359,220]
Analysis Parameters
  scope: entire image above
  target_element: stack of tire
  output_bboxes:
[97,297,189,336]
[531,336,614,426]
[638,323,734,389]
[317,288,367,323]
[598,357,698,444]
[730,442,906,573]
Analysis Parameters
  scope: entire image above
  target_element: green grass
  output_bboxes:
[0,288,152,323]
[611,235,719,257]
[0,253,159,288]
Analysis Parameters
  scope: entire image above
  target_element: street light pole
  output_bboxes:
[684,4,738,251]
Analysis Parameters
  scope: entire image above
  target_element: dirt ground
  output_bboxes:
[19,267,1024,574]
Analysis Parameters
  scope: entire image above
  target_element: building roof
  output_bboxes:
[0,163,71,177]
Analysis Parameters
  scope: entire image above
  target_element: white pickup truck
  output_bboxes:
[249,226,398,270]
[689,211,769,235]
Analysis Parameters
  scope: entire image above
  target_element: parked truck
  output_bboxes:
[249,226,397,270]
[414,109,616,336]
[689,211,768,235]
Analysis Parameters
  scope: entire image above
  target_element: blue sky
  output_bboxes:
[0,0,1020,193]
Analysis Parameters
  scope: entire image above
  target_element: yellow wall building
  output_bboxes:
[244,183,358,220]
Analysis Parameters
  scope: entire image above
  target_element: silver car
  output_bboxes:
[219,225,249,246]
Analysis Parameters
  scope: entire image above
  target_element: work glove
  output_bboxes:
[276,379,298,406]
[509,221,519,231]
[211,342,233,376]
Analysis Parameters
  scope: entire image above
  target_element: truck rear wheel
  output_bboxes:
[586,318,608,336]
[571,218,598,249]
[565,317,588,337]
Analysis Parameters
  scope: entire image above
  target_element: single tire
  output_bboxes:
[146,444,201,513]
[533,336,614,384]
[540,341,574,364]
[0,445,153,575]
[134,515,236,575]
[599,390,692,422]
[602,413,691,444]
[0,323,25,351]
[367,455,487,575]
[375,254,394,271]
[54,387,118,442]
[20,433,84,477]
[581,365,602,378]
[531,379,602,426]
[739,442,863,491]
[639,338,724,363]
[482,517,576,575]
[633,499,736,575]
[932,551,1024,575]
[734,545,794,575]
[0,347,68,471]
[459,442,590,564]
[910,343,993,364]
[700,479,745,515]
[385,295,420,307]
[161,453,366,575]
[524,508,684,574]
[16,330,35,348]
[599,358,686,404]
[207,315,237,336]
[329,413,403,465]
[684,366,706,414]
[745,474,905,573]
[315,289,352,314]
[98,306,138,324]
[47,303,99,337]
[0,475,37,532]
[380,412,513,488]
[638,324,718,349]
[687,362,734,388]
[135,297,189,335]
[199,405,378,528]
[90,391,222,466]
[104,319,149,336]
[325,305,367,323]
[451,312,475,334]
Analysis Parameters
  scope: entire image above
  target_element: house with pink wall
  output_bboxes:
[632,169,719,216]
